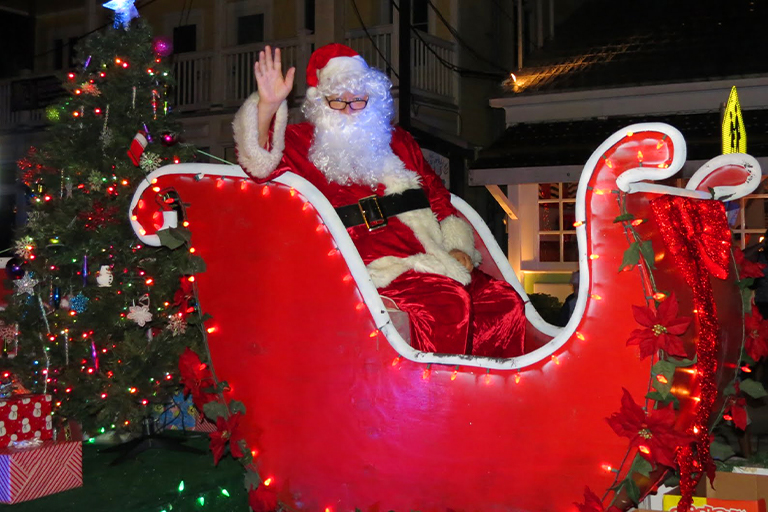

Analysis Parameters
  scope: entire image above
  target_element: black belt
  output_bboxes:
[335,189,430,231]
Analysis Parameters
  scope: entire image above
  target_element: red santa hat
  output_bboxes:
[305,43,368,93]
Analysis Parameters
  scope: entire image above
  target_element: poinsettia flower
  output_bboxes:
[744,305,768,362]
[249,484,278,512]
[178,348,217,409]
[606,388,694,467]
[725,395,748,431]
[734,247,766,279]
[626,293,692,359]
[173,276,196,319]
[574,487,624,512]
[209,412,245,465]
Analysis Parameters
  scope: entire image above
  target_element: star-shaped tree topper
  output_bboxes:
[103,0,139,29]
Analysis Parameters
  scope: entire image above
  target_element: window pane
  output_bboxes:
[563,201,575,230]
[238,14,264,45]
[563,234,578,262]
[562,183,577,199]
[539,234,560,262]
[539,202,560,231]
[173,25,197,53]
[539,183,559,199]
[744,196,768,230]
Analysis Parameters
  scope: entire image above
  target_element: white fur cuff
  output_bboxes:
[440,215,482,266]
[232,92,288,179]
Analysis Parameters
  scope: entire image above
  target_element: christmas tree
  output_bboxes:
[0,17,207,437]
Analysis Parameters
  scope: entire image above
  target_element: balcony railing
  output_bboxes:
[1,26,458,130]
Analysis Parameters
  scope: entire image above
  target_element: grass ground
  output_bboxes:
[9,433,247,511]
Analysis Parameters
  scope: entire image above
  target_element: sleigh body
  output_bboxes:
[130,123,760,511]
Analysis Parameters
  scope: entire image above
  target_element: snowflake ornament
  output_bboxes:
[80,82,101,96]
[26,211,47,228]
[140,152,162,173]
[166,314,187,336]
[0,322,18,344]
[70,293,89,313]
[14,237,34,260]
[13,273,38,296]
[99,128,113,149]
[87,171,104,191]
[127,294,152,327]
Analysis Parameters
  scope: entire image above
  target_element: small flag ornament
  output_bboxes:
[127,131,148,166]
[722,86,747,155]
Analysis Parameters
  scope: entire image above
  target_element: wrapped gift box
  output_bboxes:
[0,440,82,503]
[663,494,766,512]
[0,394,53,446]
[154,392,216,433]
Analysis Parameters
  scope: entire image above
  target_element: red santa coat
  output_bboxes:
[233,93,524,356]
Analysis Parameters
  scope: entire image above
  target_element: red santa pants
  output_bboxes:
[378,269,526,357]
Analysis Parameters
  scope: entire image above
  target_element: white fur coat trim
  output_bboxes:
[362,152,480,288]
[366,207,473,288]
[440,215,482,266]
[232,92,288,179]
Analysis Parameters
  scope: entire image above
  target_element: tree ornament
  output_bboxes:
[166,313,187,336]
[70,293,89,313]
[100,104,112,149]
[80,82,101,96]
[5,258,26,280]
[152,36,173,57]
[102,0,139,29]
[96,265,114,287]
[127,294,152,326]
[13,272,38,296]
[45,105,61,122]
[139,151,162,173]
[60,294,71,310]
[87,171,104,191]
[127,130,148,166]
[160,132,178,147]
[14,237,34,260]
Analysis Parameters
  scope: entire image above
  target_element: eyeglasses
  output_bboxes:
[326,97,369,111]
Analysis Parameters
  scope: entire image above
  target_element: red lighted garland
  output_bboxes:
[650,195,732,511]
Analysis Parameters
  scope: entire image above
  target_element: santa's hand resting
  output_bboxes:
[233,43,526,358]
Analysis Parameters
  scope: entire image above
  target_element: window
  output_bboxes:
[412,0,429,32]
[237,14,264,45]
[729,179,768,250]
[173,24,197,54]
[305,0,315,33]
[53,39,63,70]
[538,183,577,262]
[67,37,78,68]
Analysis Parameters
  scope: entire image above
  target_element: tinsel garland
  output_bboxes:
[650,195,731,511]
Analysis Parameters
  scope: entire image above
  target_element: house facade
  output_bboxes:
[0,0,535,250]
[470,0,768,301]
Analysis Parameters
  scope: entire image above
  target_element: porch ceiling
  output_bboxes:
[471,109,768,174]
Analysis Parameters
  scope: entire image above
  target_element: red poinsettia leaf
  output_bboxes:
[730,404,748,431]
[632,305,657,328]
[249,485,278,512]
[626,330,658,359]
[574,487,605,512]
[656,293,681,324]
[664,316,692,336]
[660,333,688,358]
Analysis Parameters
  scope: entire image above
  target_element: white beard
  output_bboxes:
[305,102,406,188]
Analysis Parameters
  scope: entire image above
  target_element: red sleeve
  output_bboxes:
[393,127,457,221]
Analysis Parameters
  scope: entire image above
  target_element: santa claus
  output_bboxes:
[233,43,525,357]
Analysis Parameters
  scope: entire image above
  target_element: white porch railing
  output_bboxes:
[346,26,394,78]
[411,31,457,101]
[221,38,305,106]
[173,51,214,110]
[0,26,459,129]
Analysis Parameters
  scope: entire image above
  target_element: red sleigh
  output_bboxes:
[130,123,760,511]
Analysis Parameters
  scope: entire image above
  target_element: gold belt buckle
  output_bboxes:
[358,195,387,231]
